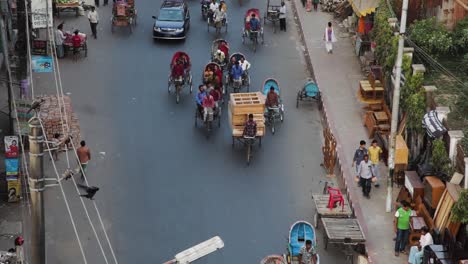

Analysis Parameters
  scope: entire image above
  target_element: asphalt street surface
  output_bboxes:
[33,0,347,262]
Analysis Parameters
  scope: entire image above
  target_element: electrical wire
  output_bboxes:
[7,73,88,264]
[36,118,89,264]
[45,27,111,264]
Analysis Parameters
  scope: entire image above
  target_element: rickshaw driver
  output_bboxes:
[231,61,243,85]
[249,13,260,34]
[266,86,279,108]
[243,114,257,138]
[239,56,250,71]
[208,0,219,22]
[196,85,207,116]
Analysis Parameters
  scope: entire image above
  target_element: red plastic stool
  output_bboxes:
[327,187,344,211]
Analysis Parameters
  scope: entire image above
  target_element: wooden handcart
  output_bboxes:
[54,0,80,17]
[312,194,353,228]
[321,218,366,263]
[229,92,265,165]
[111,0,137,33]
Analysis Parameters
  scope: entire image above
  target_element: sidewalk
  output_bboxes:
[291,2,403,263]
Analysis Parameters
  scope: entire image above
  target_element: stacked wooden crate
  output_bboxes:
[228,92,265,137]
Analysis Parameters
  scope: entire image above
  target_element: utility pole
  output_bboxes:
[0,17,14,132]
[28,117,46,264]
[386,0,409,213]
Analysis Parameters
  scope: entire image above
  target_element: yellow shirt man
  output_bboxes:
[368,145,382,164]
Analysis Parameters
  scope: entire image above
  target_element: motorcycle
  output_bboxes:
[200,0,211,20]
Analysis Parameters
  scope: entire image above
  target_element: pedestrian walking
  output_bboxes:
[394,201,415,256]
[352,140,367,174]
[357,154,374,198]
[368,139,383,187]
[279,2,286,31]
[76,140,91,180]
[312,0,319,11]
[87,6,99,39]
[55,24,66,58]
[298,240,317,264]
[323,22,337,53]
[94,0,99,7]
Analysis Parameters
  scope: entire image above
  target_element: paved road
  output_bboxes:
[33,0,346,263]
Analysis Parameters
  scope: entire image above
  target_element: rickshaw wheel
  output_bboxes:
[218,116,221,127]
[176,93,180,104]
[245,75,250,88]
[167,78,171,93]
[271,124,275,135]
[84,43,88,57]
[280,111,284,122]
[129,24,133,33]
[194,111,198,127]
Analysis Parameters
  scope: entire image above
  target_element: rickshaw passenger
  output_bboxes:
[240,57,251,71]
[208,0,218,22]
[213,65,223,85]
[204,67,214,83]
[243,114,257,137]
[266,86,279,108]
[231,61,243,82]
[210,86,222,103]
[249,13,260,32]
[172,59,185,81]
[219,42,229,59]
[214,50,225,64]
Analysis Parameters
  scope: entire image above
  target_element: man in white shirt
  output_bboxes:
[408,226,433,264]
[357,154,373,198]
[55,24,67,58]
[87,6,99,39]
[208,0,219,22]
[279,2,286,31]
[239,57,250,71]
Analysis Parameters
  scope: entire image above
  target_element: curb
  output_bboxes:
[290,2,375,263]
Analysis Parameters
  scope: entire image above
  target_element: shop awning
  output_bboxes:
[348,0,379,17]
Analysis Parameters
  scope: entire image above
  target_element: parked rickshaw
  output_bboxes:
[207,1,228,36]
[111,0,137,33]
[296,79,320,108]
[287,221,320,264]
[225,53,250,93]
[210,39,229,70]
[264,0,281,33]
[263,78,284,134]
[63,30,87,58]
[168,51,193,103]
[242,8,264,52]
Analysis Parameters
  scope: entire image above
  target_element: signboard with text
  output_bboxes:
[31,0,53,29]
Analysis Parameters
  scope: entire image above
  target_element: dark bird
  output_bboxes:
[77,183,99,200]
[27,98,45,114]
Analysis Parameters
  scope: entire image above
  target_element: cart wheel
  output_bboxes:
[232,137,235,148]
[324,233,328,250]
[296,94,300,108]
[313,212,319,228]
[259,137,262,147]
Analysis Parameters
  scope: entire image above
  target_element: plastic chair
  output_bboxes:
[327,187,344,211]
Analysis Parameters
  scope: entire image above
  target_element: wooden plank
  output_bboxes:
[321,218,366,242]
[312,194,353,217]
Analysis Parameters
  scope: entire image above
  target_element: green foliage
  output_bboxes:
[453,17,468,53]
[384,36,399,73]
[451,189,468,224]
[372,0,395,67]
[461,53,468,75]
[401,73,423,109]
[409,18,453,57]
[405,92,426,133]
[461,128,468,155]
[430,139,452,180]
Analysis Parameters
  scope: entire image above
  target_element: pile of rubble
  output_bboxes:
[320,0,346,13]
[37,95,81,147]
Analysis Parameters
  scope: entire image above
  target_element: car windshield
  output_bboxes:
[159,9,184,21]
